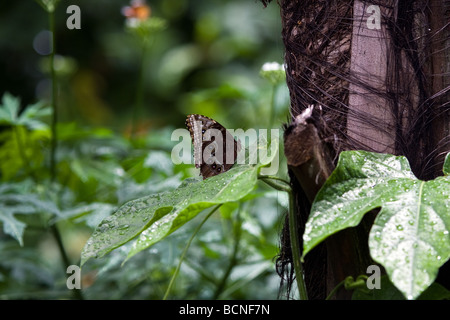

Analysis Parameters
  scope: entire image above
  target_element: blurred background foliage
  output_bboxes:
[0,0,290,299]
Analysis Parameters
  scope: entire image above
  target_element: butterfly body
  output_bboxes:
[186,114,240,179]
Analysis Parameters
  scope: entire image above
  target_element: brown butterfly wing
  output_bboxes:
[186,114,216,169]
[186,114,240,179]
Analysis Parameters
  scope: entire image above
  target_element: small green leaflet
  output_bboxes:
[0,208,26,246]
[0,92,50,130]
[0,191,61,246]
[302,150,450,300]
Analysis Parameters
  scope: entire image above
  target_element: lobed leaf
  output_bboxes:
[0,92,50,129]
[302,150,450,299]
[0,208,26,246]
[0,93,20,124]
[0,190,62,245]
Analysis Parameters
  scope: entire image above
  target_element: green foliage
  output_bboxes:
[303,150,450,300]
[0,88,283,299]
[0,181,59,246]
[81,140,277,266]
[3,0,448,301]
[352,275,450,300]
[0,93,51,129]
[444,153,450,175]
[0,0,288,300]
[0,93,51,180]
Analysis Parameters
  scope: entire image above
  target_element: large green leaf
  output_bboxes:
[82,164,259,265]
[302,150,450,300]
[82,136,279,265]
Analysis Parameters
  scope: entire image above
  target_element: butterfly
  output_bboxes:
[185,114,241,179]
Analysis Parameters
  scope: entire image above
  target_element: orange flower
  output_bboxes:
[121,0,151,21]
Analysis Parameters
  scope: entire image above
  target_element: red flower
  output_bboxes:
[121,0,151,21]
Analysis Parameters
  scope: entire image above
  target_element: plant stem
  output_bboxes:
[49,8,58,182]
[325,275,367,300]
[51,224,83,300]
[131,41,148,138]
[288,190,308,300]
[212,208,242,299]
[258,175,308,299]
[45,4,83,300]
[325,279,346,300]
[269,84,276,129]
[258,174,290,190]
[163,204,221,300]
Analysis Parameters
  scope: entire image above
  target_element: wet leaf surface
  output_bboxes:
[303,150,450,299]
[81,164,259,265]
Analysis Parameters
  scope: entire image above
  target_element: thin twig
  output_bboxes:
[49,8,58,182]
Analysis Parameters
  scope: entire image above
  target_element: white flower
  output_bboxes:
[261,62,285,72]
[260,62,286,85]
